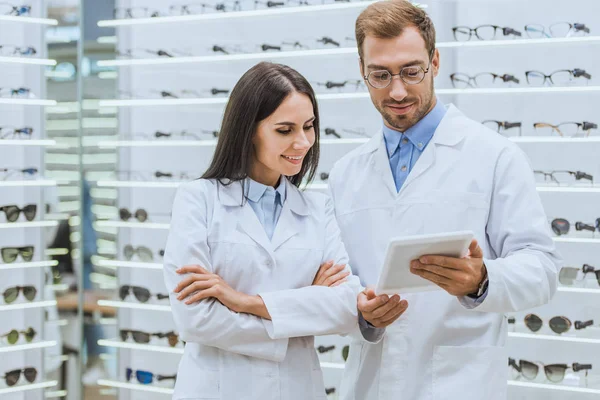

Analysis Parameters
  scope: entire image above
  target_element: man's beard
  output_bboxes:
[378,80,435,132]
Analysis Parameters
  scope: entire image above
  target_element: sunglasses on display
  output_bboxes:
[169,2,242,15]
[126,368,176,385]
[154,171,192,180]
[1,246,34,263]
[119,208,148,223]
[508,314,594,334]
[0,45,36,57]
[509,358,592,383]
[0,87,33,98]
[524,22,590,39]
[0,168,39,180]
[123,245,163,262]
[559,264,600,287]
[482,120,522,136]
[2,286,37,304]
[525,69,591,86]
[120,329,181,347]
[113,7,161,19]
[0,204,37,222]
[0,126,33,139]
[322,127,370,139]
[320,172,329,181]
[550,218,600,236]
[0,3,31,16]
[534,170,594,185]
[1,327,36,345]
[342,345,349,361]
[2,367,37,387]
[533,121,597,137]
[452,25,522,41]
[119,285,169,303]
[450,72,520,89]
[116,48,191,59]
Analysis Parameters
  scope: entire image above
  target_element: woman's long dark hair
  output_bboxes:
[202,62,320,188]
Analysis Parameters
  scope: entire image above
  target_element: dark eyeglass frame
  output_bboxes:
[0,168,39,180]
[450,72,520,88]
[482,120,522,136]
[525,69,592,86]
[509,313,594,334]
[125,368,176,385]
[0,204,37,222]
[0,126,33,139]
[1,246,34,263]
[365,50,435,89]
[2,367,37,386]
[550,218,600,236]
[0,87,32,98]
[313,80,364,91]
[534,170,594,185]
[2,285,37,304]
[0,45,36,56]
[509,358,592,383]
[0,4,31,16]
[119,285,169,303]
[452,25,522,41]
[1,327,36,345]
[120,329,180,347]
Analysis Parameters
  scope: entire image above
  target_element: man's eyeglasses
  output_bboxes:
[0,126,33,139]
[482,120,522,136]
[525,69,591,86]
[452,25,521,41]
[509,358,592,383]
[0,3,31,16]
[534,121,597,137]
[534,170,594,185]
[450,72,520,89]
[365,51,435,89]
[559,264,600,287]
[525,22,590,39]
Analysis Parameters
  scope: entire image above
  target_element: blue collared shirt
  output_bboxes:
[383,98,447,192]
[246,176,286,241]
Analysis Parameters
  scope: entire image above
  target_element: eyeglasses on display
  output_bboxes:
[0,3,31,16]
[551,218,600,236]
[508,314,594,334]
[119,208,148,223]
[2,285,37,304]
[123,245,162,262]
[534,170,594,185]
[0,87,34,98]
[0,168,39,180]
[116,48,191,59]
[450,72,520,88]
[0,45,36,57]
[0,126,33,139]
[509,358,592,383]
[452,25,522,41]
[312,80,365,92]
[126,368,176,385]
[119,285,169,303]
[533,121,597,137]
[1,327,36,345]
[2,367,37,386]
[524,22,590,39]
[1,246,34,263]
[559,264,600,287]
[482,120,522,136]
[322,127,369,139]
[525,69,591,86]
[120,330,180,347]
[365,51,434,89]
[0,204,37,222]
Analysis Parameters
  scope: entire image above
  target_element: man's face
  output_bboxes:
[360,27,439,132]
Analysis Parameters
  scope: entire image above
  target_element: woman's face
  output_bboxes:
[251,91,316,186]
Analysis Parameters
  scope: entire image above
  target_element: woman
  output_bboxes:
[163,62,364,400]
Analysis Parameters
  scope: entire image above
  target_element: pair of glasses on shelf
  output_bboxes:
[119,208,148,223]
[560,264,600,287]
[551,218,600,236]
[508,314,593,334]
[482,121,522,136]
[450,73,520,88]
[322,127,370,139]
[120,330,181,347]
[0,45,36,57]
[1,246,34,263]
[1,327,36,345]
[0,3,31,16]
[2,367,37,387]
[0,87,34,98]
[483,121,597,137]
[526,69,592,86]
[509,358,592,383]
[524,22,590,39]
[123,245,164,262]
[2,286,37,304]
[118,88,229,99]
[126,368,176,385]
[0,127,33,139]
[534,170,594,185]
[0,204,37,222]
[452,25,522,41]
[312,80,366,92]
[119,285,169,303]
[116,48,191,59]
[1,168,38,180]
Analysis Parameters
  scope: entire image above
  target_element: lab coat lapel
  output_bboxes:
[217,180,274,254]
[271,180,309,252]
[366,131,397,199]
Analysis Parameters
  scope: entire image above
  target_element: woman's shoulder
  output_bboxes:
[176,178,219,201]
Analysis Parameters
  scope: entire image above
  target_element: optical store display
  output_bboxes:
[509,358,592,383]
[559,264,600,286]
[508,314,594,334]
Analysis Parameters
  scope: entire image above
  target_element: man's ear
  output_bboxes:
[358,57,365,78]
[431,49,440,78]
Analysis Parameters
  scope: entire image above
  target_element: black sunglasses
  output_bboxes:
[1,246,34,263]
[120,330,181,347]
[2,367,37,386]
[0,204,37,222]
[119,285,169,303]
[3,286,37,303]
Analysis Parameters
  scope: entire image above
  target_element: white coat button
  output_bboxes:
[401,165,407,172]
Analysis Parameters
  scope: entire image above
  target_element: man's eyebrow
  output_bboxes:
[367,60,426,70]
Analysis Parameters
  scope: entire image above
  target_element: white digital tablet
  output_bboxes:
[375,231,474,295]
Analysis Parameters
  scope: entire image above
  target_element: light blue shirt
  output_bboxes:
[383,98,447,192]
[382,99,488,306]
[246,177,286,241]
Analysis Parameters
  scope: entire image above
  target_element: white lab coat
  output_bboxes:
[328,105,562,400]
[163,178,364,400]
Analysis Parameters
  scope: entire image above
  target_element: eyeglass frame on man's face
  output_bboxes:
[363,50,435,89]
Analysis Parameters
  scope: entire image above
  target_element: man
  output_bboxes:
[329,1,562,399]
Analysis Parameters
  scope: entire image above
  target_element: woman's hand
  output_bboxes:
[174,265,252,314]
[312,260,350,287]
